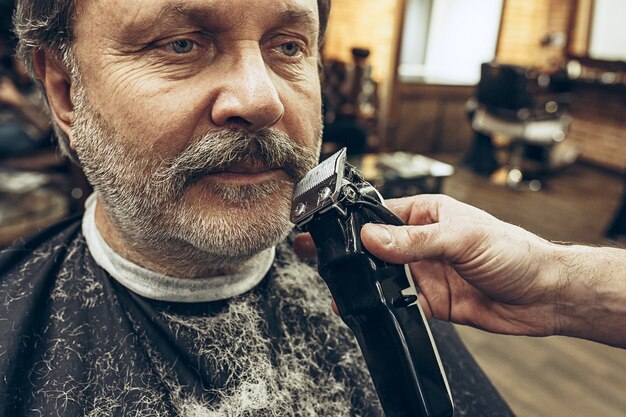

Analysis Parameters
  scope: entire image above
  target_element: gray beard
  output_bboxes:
[71,83,320,273]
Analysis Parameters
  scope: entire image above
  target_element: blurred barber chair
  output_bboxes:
[466,62,576,190]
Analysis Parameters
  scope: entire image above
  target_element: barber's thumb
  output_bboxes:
[361,223,432,264]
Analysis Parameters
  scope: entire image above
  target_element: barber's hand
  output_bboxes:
[295,194,562,337]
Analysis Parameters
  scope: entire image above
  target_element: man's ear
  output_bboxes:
[32,49,75,148]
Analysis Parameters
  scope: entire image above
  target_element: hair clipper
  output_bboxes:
[291,148,453,417]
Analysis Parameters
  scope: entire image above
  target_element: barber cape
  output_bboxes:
[0,204,513,416]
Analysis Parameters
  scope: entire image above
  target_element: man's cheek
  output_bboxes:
[86,79,202,154]
[282,88,321,142]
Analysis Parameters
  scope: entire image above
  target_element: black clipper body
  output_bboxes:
[291,148,453,417]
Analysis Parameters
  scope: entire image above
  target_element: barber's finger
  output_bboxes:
[293,232,317,259]
[384,195,442,226]
[361,223,447,264]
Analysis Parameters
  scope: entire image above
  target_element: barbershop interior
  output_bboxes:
[1,0,625,416]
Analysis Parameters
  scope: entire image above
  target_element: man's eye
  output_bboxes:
[279,42,301,57]
[170,39,195,54]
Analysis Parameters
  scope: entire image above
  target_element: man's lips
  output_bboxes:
[204,159,276,174]
[217,162,274,174]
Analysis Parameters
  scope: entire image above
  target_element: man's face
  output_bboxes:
[68,0,322,264]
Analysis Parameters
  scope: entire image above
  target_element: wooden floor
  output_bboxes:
[434,158,626,417]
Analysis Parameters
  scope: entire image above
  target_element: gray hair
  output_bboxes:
[12,0,332,161]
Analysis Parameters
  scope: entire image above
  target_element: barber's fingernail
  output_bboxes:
[364,224,393,246]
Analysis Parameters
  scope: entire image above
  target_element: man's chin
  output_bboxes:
[168,181,295,258]
[174,216,292,260]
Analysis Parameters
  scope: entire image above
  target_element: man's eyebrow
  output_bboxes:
[117,3,217,42]
[155,3,216,27]
[271,9,318,33]
[116,4,319,43]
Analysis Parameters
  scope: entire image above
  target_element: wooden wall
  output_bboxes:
[390,83,474,153]
[322,0,404,134]
[567,85,626,172]
[323,0,401,83]
[497,0,574,71]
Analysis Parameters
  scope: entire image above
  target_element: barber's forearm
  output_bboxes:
[552,245,626,348]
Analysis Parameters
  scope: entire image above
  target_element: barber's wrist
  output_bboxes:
[552,244,626,347]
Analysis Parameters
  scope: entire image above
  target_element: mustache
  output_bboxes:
[154,128,319,191]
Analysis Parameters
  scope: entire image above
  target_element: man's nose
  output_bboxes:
[210,51,285,131]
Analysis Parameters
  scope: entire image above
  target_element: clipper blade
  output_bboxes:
[291,148,347,225]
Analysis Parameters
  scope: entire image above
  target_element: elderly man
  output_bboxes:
[0,0,516,415]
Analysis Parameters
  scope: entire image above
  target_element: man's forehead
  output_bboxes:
[76,0,320,34]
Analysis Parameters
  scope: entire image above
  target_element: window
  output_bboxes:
[588,0,626,61]
[398,0,503,85]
